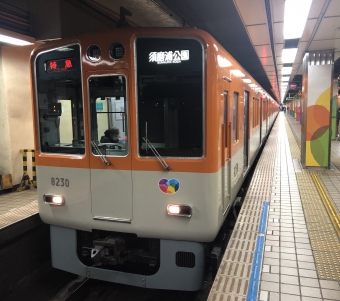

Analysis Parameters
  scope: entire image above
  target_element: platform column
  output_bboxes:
[301,50,334,168]
[331,80,338,140]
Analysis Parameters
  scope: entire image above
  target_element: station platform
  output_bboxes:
[208,112,340,301]
[0,189,38,243]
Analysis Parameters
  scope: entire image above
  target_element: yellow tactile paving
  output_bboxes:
[284,116,340,281]
[311,173,340,236]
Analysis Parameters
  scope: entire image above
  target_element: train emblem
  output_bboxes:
[158,178,180,194]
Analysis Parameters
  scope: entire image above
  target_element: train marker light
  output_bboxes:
[167,204,192,217]
[44,195,65,206]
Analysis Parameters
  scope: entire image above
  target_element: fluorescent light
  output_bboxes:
[282,67,293,75]
[0,34,33,46]
[249,84,256,87]
[242,79,251,83]
[282,48,298,63]
[284,0,313,39]
[282,76,290,82]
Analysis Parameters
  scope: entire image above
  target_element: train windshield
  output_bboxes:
[35,44,85,155]
[136,38,204,158]
[88,75,128,157]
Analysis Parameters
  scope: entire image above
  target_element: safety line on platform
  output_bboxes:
[311,173,340,237]
[246,201,269,301]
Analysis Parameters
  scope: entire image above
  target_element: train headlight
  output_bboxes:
[44,195,65,206]
[167,204,192,217]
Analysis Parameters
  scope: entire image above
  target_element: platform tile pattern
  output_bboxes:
[208,113,340,301]
[208,114,279,301]
[0,189,38,229]
[258,114,340,301]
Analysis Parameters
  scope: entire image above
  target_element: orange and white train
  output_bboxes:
[30,27,278,291]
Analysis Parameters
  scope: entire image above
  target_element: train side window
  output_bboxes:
[253,97,260,128]
[224,91,228,147]
[232,92,239,142]
[88,76,128,157]
[34,44,85,155]
[252,98,255,128]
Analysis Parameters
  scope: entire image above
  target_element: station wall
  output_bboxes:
[0,44,36,186]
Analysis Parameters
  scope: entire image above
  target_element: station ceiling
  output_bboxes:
[1,0,340,102]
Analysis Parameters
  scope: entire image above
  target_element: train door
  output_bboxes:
[222,91,231,213]
[88,72,133,223]
[243,91,249,172]
[266,98,269,134]
[259,98,263,144]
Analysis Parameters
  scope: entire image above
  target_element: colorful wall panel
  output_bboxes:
[304,64,332,167]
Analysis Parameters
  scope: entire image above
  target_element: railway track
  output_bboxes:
[56,275,212,301]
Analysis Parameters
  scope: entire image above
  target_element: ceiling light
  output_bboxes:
[282,76,290,82]
[282,67,293,75]
[284,0,313,39]
[242,79,251,83]
[0,34,33,46]
[282,48,298,63]
[249,84,256,87]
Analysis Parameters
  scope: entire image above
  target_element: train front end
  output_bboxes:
[30,28,226,291]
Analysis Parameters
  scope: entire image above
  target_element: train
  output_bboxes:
[30,27,278,291]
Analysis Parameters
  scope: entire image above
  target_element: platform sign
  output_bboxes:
[290,82,297,89]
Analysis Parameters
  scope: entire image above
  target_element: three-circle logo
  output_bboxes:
[158,178,180,194]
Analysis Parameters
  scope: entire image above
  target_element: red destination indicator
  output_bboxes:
[46,58,76,73]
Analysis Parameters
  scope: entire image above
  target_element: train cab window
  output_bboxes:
[136,37,203,158]
[232,92,239,142]
[34,45,85,155]
[89,76,128,157]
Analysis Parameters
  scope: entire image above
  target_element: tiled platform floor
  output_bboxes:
[0,189,38,230]
[286,113,340,216]
[208,113,340,301]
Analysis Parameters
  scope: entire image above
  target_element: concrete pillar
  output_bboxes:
[0,46,12,177]
[0,44,35,186]
[331,80,338,140]
[301,50,334,168]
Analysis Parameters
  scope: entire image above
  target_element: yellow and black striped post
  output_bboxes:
[17,149,37,192]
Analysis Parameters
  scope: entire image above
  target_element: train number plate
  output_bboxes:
[51,177,69,187]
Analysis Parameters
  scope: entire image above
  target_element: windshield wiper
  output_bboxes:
[91,141,111,166]
[143,137,171,171]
